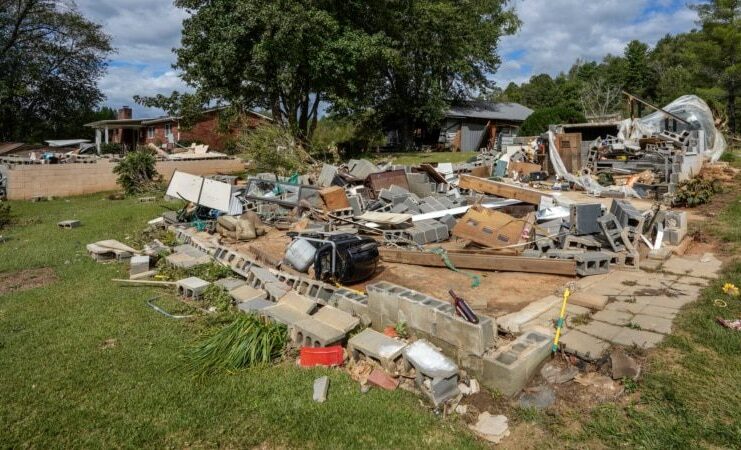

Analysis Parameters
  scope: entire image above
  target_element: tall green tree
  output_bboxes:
[690,0,740,133]
[623,40,656,98]
[0,0,113,141]
[336,0,519,149]
[150,0,386,143]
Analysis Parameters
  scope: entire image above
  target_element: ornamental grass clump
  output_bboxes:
[184,314,287,375]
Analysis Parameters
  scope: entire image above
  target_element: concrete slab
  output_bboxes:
[497,295,561,334]
[230,284,267,303]
[632,295,690,310]
[263,303,310,326]
[576,321,624,341]
[611,328,664,348]
[569,292,609,310]
[559,330,610,361]
[237,298,274,313]
[312,305,360,333]
[604,301,645,315]
[639,304,679,320]
[592,309,633,326]
[278,291,317,315]
[662,254,722,279]
[631,314,673,334]
[214,277,247,291]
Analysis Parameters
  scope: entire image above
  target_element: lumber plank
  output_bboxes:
[458,174,551,205]
[378,248,576,276]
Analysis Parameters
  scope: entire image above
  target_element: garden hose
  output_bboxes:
[552,287,571,353]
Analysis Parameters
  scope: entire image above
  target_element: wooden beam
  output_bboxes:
[379,248,576,276]
[458,174,551,205]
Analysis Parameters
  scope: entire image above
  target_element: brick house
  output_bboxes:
[86,106,271,153]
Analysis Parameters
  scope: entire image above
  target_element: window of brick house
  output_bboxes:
[147,127,154,139]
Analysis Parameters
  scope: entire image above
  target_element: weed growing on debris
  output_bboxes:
[0,203,10,229]
[200,285,233,313]
[673,178,723,207]
[184,314,288,376]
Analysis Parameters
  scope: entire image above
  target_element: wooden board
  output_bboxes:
[555,133,582,174]
[507,161,541,176]
[458,174,551,205]
[378,248,576,276]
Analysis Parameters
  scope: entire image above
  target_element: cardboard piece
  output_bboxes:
[452,206,526,248]
[319,186,350,211]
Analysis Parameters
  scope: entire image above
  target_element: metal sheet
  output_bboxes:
[461,122,487,151]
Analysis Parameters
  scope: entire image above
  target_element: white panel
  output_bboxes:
[165,171,233,213]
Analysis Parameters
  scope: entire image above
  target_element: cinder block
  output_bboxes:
[435,307,496,357]
[229,284,268,303]
[481,328,551,396]
[569,203,602,235]
[214,277,247,291]
[574,252,611,276]
[348,328,406,370]
[176,277,211,299]
[129,255,150,276]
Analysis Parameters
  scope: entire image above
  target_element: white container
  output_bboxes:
[284,238,316,272]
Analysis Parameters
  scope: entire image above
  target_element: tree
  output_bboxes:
[690,0,740,133]
[337,0,519,149]
[0,0,113,142]
[160,0,518,148]
[623,40,656,98]
[518,106,586,136]
[148,0,386,144]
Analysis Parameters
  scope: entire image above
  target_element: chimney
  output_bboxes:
[117,106,132,120]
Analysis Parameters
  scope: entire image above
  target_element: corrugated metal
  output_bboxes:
[461,122,487,151]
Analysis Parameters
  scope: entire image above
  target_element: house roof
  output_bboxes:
[444,101,533,122]
[86,106,273,128]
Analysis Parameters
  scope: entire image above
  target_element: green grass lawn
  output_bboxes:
[0,194,481,449]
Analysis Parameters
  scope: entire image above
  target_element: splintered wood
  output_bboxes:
[457,174,551,205]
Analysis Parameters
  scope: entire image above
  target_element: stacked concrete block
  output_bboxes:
[237,298,274,313]
[481,328,551,396]
[610,199,645,244]
[263,292,316,326]
[597,213,634,253]
[329,288,371,325]
[292,305,360,347]
[664,211,687,245]
[574,252,611,276]
[366,282,496,358]
[569,204,602,235]
[561,234,602,251]
[348,328,407,370]
[403,339,460,406]
[176,277,210,299]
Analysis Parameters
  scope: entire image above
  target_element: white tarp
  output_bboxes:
[165,170,240,214]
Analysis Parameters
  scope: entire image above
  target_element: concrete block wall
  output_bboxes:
[4,158,244,200]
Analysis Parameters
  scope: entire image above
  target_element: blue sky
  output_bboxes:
[77,0,700,118]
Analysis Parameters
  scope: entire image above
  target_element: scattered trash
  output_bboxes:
[716,317,741,331]
[722,283,739,297]
[469,412,510,444]
[540,362,578,384]
[367,368,400,391]
[518,385,556,409]
[610,351,640,380]
[313,376,329,403]
[300,346,345,367]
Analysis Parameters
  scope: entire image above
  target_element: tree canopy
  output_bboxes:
[0,0,113,142]
[496,0,740,134]
[144,0,518,147]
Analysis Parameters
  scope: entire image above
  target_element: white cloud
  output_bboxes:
[493,0,699,86]
[77,0,701,114]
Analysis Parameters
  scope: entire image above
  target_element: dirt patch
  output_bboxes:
[0,267,57,295]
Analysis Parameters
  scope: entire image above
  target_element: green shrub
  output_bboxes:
[518,106,587,136]
[237,124,312,175]
[113,149,159,195]
[201,285,233,312]
[719,151,736,163]
[0,202,10,229]
[673,178,723,207]
[99,143,123,154]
